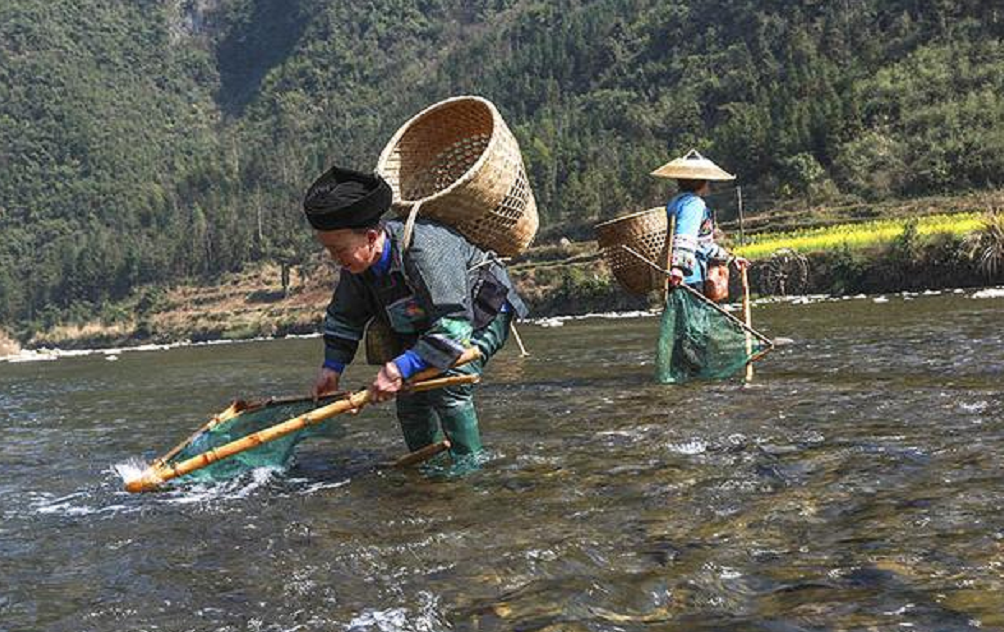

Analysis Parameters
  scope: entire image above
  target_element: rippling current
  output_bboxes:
[1,290,1003,631]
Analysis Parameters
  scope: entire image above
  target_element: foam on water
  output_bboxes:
[162,467,283,504]
[3,349,60,363]
[29,489,133,518]
[110,457,296,504]
[534,316,564,328]
[0,331,316,364]
[113,458,152,486]
[526,307,658,327]
[959,400,989,414]
[746,287,993,308]
[294,479,352,495]
[669,439,709,455]
[973,287,1004,299]
[346,592,443,632]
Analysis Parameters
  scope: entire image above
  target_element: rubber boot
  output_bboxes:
[395,390,444,452]
[437,399,483,455]
[396,310,512,456]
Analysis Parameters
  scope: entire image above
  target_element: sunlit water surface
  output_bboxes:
[1,291,1003,631]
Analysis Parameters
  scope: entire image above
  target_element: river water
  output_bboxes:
[1,290,1003,632]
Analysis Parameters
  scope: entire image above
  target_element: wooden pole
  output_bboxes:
[126,351,481,493]
[509,321,530,357]
[737,185,745,246]
[401,374,479,392]
[663,215,675,305]
[392,440,452,468]
[741,265,754,382]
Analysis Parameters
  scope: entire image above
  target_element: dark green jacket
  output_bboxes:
[322,219,528,370]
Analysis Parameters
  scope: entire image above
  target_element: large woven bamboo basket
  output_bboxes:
[595,207,668,295]
[376,96,538,256]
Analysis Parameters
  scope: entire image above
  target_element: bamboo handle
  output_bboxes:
[741,265,753,382]
[407,374,479,392]
[153,400,246,469]
[392,440,452,468]
[126,350,482,493]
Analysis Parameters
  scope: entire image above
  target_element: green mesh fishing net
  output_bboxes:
[655,287,771,384]
[166,395,343,483]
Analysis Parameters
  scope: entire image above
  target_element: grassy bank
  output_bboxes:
[23,263,336,350]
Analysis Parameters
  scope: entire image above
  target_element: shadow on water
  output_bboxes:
[1,291,1003,630]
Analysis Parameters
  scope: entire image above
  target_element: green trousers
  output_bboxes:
[395,310,512,456]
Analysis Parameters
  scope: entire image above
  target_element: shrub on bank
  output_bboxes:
[750,231,995,296]
[964,209,1004,279]
[0,329,21,358]
[513,263,648,316]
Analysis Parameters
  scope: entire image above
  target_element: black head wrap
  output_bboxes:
[303,166,393,230]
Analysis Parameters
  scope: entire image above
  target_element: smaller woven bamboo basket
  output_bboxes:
[595,207,668,295]
[364,318,401,365]
[376,96,538,256]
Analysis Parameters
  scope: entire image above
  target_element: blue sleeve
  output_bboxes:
[392,349,431,380]
[323,359,346,374]
[669,196,704,275]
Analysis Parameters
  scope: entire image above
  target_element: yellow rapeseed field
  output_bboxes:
[735,212,982,260]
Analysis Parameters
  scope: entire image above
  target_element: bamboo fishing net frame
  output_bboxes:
[125,349,482,493]
[376,96,538,256]
[595,207,669,295]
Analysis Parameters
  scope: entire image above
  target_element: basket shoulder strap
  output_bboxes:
[401,201,423,251]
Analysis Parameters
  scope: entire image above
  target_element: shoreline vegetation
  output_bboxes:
[3,196,1003,357]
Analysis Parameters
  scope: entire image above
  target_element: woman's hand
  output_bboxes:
[312,367,341,400]
[668,267,686,287]
[732,256,750,270]
[369,361,404,403]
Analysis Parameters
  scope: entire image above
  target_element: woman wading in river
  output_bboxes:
[651,150,752,383]
[651,149,747,297]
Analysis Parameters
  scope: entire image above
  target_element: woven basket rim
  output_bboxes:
[594,206,665,230]
[376,95,501,207]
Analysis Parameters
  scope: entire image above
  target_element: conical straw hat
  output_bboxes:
[650,149,736,181]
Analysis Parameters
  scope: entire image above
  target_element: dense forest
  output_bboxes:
[2,0,1004,332]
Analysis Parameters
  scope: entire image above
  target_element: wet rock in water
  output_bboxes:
[758,443,801,456]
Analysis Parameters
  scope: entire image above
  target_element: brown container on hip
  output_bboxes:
[376,96,538,257]
[595,207,669,295]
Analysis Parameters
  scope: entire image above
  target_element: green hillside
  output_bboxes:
[2,0,1003,332]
